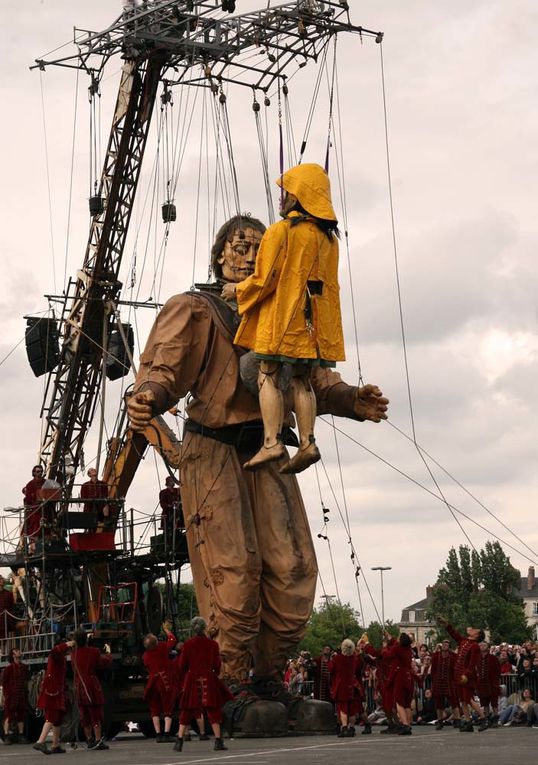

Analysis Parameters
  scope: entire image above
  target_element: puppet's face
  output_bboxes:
[218,227,262,283]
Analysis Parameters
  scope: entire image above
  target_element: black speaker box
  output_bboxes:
[25,317,60,377]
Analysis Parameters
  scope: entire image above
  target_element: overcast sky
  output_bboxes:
[0,0,537,627]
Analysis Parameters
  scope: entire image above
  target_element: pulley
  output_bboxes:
[162,201,177,223]
[89,195,104,216]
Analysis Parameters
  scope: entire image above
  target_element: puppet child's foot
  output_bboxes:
[243,442,285,471]
[279,440,320,474]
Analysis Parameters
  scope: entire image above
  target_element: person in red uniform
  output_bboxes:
[2,648,29,744]
[474,641,501,730]
[173,616,232,753]
[431,639,460,729]
[80,468,109,523]
[328,639,362,737]
[33,638,74,755]
[143,622,176,741]
[0,576,15,649]
[22,465,45,548]
[437,616,484,732]
[313,645,332,702]
[159,477,184,532]
[71,628,113,749]
[364,633,399,733]
[385,633,415,736]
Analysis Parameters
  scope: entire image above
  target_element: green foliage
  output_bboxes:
[428,541,531,644]
[364,620,399,649]
[157,581,199,637]
[298,600,363,656]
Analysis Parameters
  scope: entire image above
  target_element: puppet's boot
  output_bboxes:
[244,362,285,470]
[280,373,320,474]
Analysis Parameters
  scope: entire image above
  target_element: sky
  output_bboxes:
[0,0,537,628]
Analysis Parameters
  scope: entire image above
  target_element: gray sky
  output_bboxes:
[0,0,537,627]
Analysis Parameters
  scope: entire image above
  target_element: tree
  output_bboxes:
[427,541,530,644]
[298,600,363,656]
[157,581,199,637]
[363,620,399,649]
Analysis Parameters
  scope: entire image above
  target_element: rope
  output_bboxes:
[39,71,57,294]
[379,41,477,552]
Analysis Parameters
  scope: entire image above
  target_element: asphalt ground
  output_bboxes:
[1,727,536,765]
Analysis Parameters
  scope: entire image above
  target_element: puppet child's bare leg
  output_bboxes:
[243,361,285,470]
[280,367,320,475]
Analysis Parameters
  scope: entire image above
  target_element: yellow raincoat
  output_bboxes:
[234,164,345,363]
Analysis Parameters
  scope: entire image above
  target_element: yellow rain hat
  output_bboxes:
[276,163,337,221]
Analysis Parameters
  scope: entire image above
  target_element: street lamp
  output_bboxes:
[371,566,392,628]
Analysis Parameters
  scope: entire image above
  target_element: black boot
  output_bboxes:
[337,726,347,738]
[214,738,227,751]
[173,737,183,752]
[435,720,444,730]
[477,717,489,732]
[361,723,372,734]
[461,720,474,732]
[398,725,412,736]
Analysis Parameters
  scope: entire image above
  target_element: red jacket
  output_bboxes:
[143,632,175,698]
[328,653,362,702]
[177,635,233,710]
[431,650,456,696]
[71,645,112,706]
[23,477,45,537]
[446,624,481,686]
[80,479,108,513]
[159,488,184,529]
[1,661,28,713]
[0,589,15,638]
[364,641,397,691]
[475,653,501,698]
[38,643,70,712]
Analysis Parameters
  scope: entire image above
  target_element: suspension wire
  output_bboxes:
[64,67,80,292]
[379,41,477,552]
[324,35,337,173]
[39,71,57,294]
[387,420,538,560]
[315,462,363,627]
[320,416,538,567]
[253,93,275,224]
[318,455,383,624]
[218,87,242,218]
[190,86,207,287]
[298,41,330,163]
[283,83,297,167]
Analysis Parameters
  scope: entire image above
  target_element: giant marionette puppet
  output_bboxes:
[127,165,388,689]
[221,163,344,474]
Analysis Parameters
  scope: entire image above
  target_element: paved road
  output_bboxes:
[1,728,536,764]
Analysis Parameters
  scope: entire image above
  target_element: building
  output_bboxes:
[399,585,435,645]
[516,566,538,639]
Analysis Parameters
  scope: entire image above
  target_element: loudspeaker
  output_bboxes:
[106,323,134,381]
[25,317,60,377]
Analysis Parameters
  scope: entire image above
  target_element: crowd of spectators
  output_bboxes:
[283,638,538,730]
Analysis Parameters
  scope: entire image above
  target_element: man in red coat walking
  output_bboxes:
[431,639,460,729]
[385,633,415,736]
[474,641,501,731]
[437,616,484,732]
[328,639,364,737]
[173,617,232,753]
[1,648,29,744]
[143,623,176,741]
[364,634,399,733]
[71,628,113,749]
[33,638,75,755]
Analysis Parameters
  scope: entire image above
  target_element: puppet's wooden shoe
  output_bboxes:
[279,441,320,474]
[243,442,285,471]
